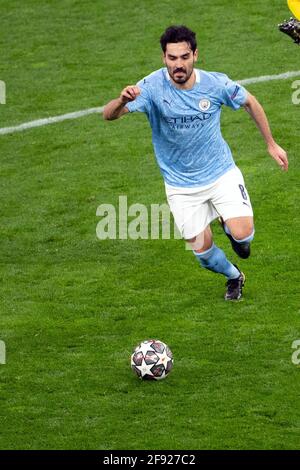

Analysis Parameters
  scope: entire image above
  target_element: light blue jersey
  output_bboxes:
[126,68,247,187]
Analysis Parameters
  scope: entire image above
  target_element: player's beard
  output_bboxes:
[169,66,194,85]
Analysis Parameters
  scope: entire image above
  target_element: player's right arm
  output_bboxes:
[103,86,140,120]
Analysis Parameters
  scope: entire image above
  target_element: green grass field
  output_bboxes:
[1,0,300,450]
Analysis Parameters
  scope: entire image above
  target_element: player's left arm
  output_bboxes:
[243,92,288,171]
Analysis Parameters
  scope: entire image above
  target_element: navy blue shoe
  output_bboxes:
[225,267,245,301]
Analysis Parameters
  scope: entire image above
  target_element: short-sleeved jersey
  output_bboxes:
[126,68,247,188]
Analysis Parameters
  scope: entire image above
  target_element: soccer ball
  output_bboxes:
[131,339,173,380]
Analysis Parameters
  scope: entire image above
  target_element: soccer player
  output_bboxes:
[279,0,300,44]
[103,25,288,300]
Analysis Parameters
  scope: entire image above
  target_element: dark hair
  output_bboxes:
[160,25,197,53]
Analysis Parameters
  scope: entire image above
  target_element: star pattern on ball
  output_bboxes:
[131,339,173,380]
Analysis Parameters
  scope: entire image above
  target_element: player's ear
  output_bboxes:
[162,52,166,64]
[193,49,199,62]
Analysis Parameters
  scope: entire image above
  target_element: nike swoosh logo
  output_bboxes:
[163,99,171,105]
[243,202,250,207]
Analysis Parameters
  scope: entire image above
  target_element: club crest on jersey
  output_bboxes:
[199,99,211,111]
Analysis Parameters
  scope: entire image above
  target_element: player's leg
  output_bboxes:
[213,167,255,260]
[186,225,242,283]
[220,215,254,259]
[165,183,244,300]
[206,166,255,299]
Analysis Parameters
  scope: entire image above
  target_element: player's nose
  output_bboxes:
[174,61,184,70]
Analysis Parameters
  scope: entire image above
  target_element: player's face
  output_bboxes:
[163,42,198,87]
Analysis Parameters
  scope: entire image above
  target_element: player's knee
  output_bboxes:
[232,226,254,259]
[186,236,204,252]
[186,231,212,252]
[231,225,254,241]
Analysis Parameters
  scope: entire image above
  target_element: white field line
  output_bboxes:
[0,70,300,136]
[239,70,300,85]
[0,106,104,136]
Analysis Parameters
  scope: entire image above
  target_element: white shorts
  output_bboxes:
[165,166,253,240]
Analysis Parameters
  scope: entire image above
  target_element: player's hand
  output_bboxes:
[267,142,289,171]
[120,86,141,104]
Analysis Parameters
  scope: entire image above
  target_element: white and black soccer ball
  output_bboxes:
[131,339,173,380]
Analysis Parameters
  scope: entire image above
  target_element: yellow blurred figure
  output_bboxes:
[288,0,300,20]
